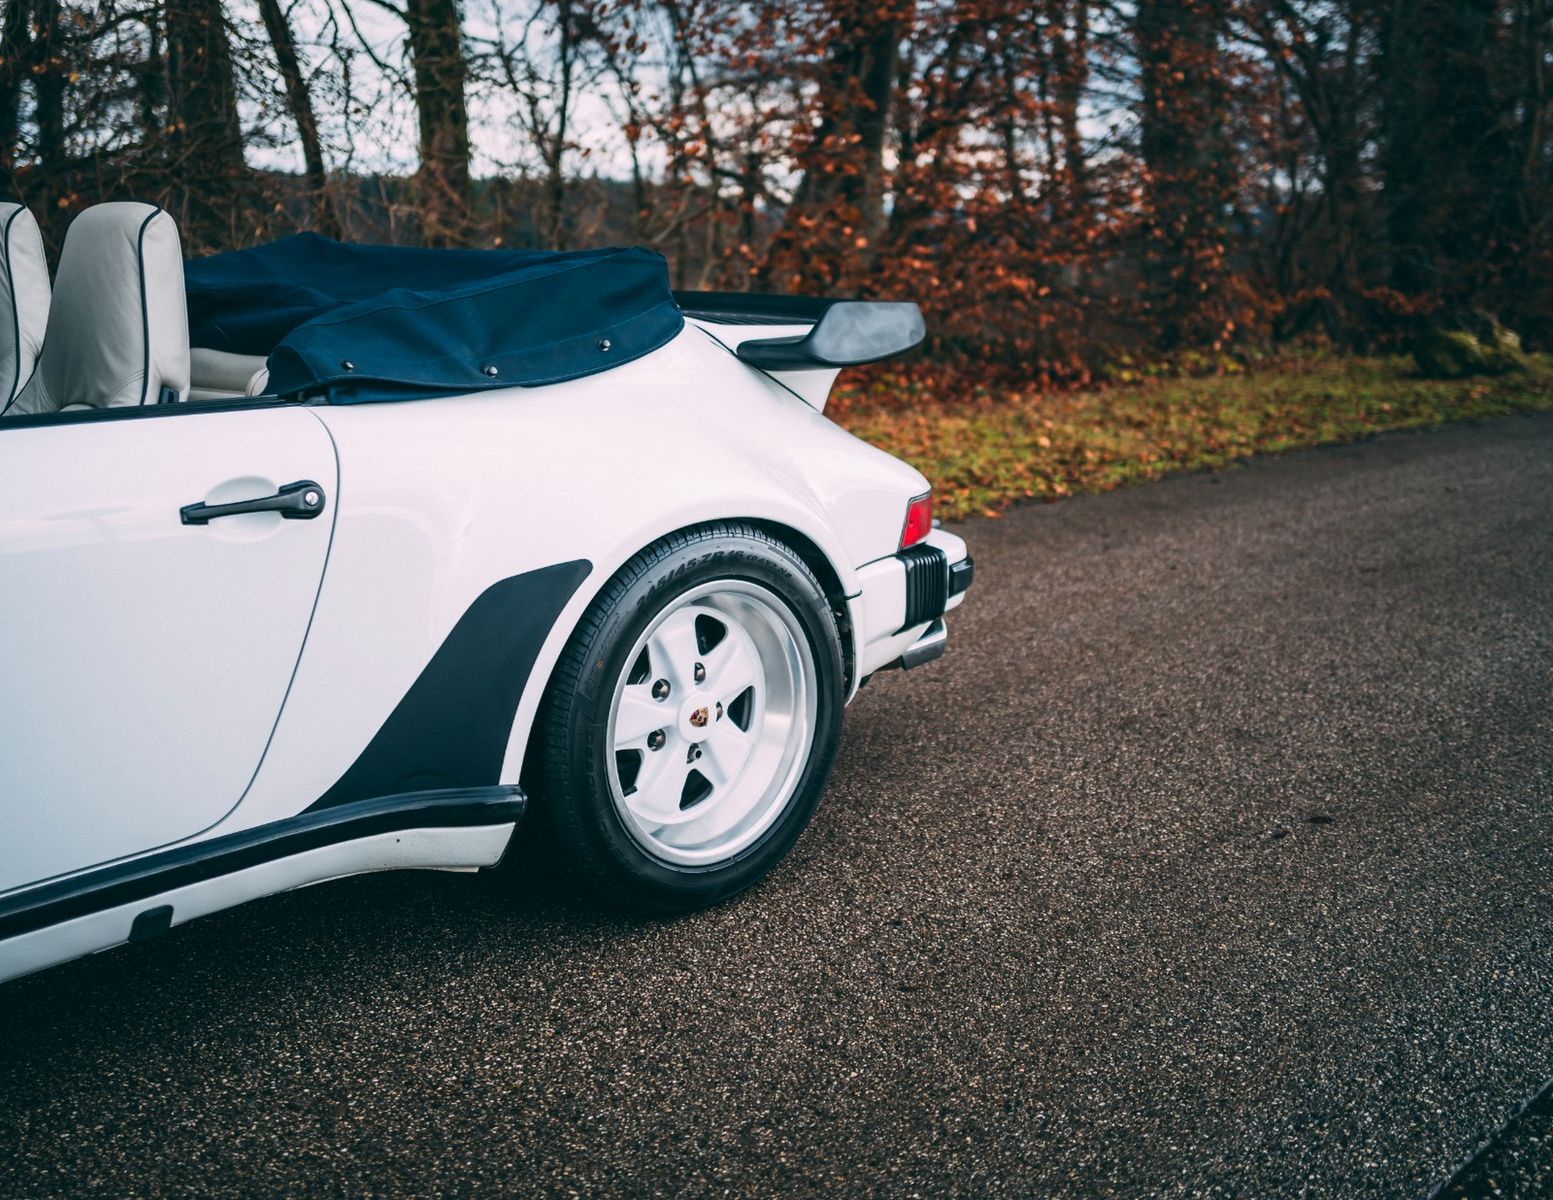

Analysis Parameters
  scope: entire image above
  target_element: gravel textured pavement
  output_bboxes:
[3,411,1552,1197]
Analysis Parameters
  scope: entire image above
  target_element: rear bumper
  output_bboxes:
[898,618,948,670]
[846,529,973,693]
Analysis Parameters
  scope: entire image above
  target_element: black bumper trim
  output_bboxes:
[898,618,948,670]
[950,555,974,597]
[897,544,950,633]
[0,786,525,941]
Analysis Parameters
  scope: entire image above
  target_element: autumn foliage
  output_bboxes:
[1,0,1551,378]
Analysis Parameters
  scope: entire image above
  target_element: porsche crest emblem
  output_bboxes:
[689,706,710,728]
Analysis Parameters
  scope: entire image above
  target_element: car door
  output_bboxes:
[0,405,337,893]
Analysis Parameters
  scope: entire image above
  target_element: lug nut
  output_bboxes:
[715,702,723,721]
[686,744,702,762]
[693,662,706,684]
[651,678,670,701]
[647,730,666,751]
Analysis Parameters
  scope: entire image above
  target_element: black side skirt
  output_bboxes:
[0,786,525,942]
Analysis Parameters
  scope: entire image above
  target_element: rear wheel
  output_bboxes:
[533,524,845,912]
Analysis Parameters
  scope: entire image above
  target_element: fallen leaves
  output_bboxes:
[834,353,1553,521]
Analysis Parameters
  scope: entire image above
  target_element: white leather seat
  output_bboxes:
[0,203,51,415]
[8,203,189,415]
[189,347,270,401]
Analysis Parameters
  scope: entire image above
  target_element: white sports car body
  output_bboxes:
[0,204,972,983]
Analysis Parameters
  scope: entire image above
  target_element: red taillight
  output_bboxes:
[900,491,933,549]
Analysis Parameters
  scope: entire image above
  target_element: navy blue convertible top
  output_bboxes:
[184,234,684,403]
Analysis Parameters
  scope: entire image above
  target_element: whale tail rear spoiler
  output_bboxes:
[673,291,926,372]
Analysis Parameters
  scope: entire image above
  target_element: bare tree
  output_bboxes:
[1136,0,1238,347]
[0,0,31,174]
[341,0,471,243]
[480,0,612,247]
[258,0,340,235]
[788,1,909,246]
[165,0,249,246]
[404,0,470,243]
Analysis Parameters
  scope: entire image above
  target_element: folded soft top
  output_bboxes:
[184,234,684,403]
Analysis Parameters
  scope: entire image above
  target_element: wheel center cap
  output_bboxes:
[678,694,713,739]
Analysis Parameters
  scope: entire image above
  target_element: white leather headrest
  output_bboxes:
[0,203,50,413]
[11,203,189,414]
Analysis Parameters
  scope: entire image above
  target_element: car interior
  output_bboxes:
[0,201,271,420]
[0,202,923,422]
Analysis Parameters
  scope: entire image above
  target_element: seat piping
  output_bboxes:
[135,207,160,406]
[0,206,22,415]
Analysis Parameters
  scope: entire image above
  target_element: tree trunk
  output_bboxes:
[0,0,30,174]
[791,12,902,233]
[1379,0,1445,296]
[767,1,909,290]
[1320,105,1364,337]
[165,0,249,247]
[257,0,339,237]
[1053,0,1088,211]
[1135,0,1236,349]
[1381,0,1517,306]
[852,14,901,243]
[136,12,165,149]
[1504,0,1551,331]
[404,0,470,246]
[32,0,63,178]
[544,0,574,247]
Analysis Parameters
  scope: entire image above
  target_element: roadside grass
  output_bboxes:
[831,354,1553,520]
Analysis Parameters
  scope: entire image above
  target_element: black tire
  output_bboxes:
[531,523,845,912]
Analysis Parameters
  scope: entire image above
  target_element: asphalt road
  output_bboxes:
[4,412,1553,1198]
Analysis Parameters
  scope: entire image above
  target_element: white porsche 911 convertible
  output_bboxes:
[0,201,972,983]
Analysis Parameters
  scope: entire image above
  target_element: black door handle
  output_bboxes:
[181,480,327,526]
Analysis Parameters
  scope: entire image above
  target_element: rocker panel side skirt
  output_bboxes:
[0,786,526,944]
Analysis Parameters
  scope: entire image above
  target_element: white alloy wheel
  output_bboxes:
[605,580,818,867]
